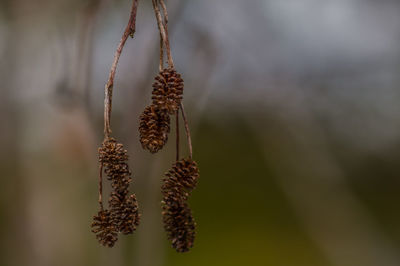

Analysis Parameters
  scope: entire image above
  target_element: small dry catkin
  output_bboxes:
[92,137,140,245]
[152,67,184,115]
[139,105,170,153]
[109,192,140,235]
[162,197,195,252]
[91,209,118,247]
[99,138,131,194]
[161,159,199,252]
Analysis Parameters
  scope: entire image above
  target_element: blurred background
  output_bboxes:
[1,0,400,265]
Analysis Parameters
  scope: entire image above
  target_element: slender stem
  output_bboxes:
[159,0,173,69]
[152,0,174,68]
[159,0,173,68]
[180,103,193,159]
[158,0,168,71]
[159,34,164,72]
[104,0,139,137]
[98,163,104,210]
[176,110,180,161]
[159,0,169,25]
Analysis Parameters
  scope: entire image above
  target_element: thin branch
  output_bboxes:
[180,103,193,159]
[152,0,174,68]
[159,0,173,69]
[104,0,139,137]
[159,0,169,25]
[158,0,168,71]
[159,34,164,72]
[159,0,172,69]
[176,110,180,161]
[98,163,104,210]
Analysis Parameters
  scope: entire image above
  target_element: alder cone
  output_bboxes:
[164,159,199,196]
[139,105,170,153]
[99,138,129,164]
[152,68,184,115]
[91,209,118,247]
[98,137,141,238]
[99,138,131,194]
[109,192,140,235]
[162,197,195,252]
[161,159,200,252]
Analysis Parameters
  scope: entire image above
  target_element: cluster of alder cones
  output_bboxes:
[91,0,200,253]
[138,67,200,252]
[139,67,183,153]
[91,138,140,247]
[162,159,199,252]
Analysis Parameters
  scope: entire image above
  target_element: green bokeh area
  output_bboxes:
[164,115,329,266]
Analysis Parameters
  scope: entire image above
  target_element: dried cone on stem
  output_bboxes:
[91,209,118,247]
[152,68,184,115]
[139,105,170,153]
[109,192,140,234]
[165,159,199,196]
[98,137,140,235]
[162,198,195,252]
[99,138,131,193]
[162,159,200,252]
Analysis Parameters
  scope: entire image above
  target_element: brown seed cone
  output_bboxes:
[151,68,184,115]
[99,138,131,194]
[162,159,199,198]
[162,197,196,252]
[91,209,118,247]
[161,159,200,252]
[98,137,141,237]
[139,105,170,153]
[109,192,140,235]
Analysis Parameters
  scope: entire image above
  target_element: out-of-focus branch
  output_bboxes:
[180,103,193,159]
[159,35,164,72]
[104,0,138,137]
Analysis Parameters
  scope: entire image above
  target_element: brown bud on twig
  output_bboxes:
[91,209,118,247]
[139,105,170,153]
[161,159,199,252]
[109,192,140,235]
[152,68,184,115]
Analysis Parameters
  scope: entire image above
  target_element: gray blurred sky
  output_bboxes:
[2,0,400,152]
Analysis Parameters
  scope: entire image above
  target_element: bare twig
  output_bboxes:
[159,35,164,72]
[160,0,173,69]
[176,110,180,161]
[104,0,139,137]
[152,0,174,68]
[158,0,168,71]
[159,0,169,25]
[180,103,193,159]
[77,1,102,115]
[159,0,171,70]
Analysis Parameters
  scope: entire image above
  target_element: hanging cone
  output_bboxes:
[161,159,199,252]
[151,67,184,115]
[109,192,140,234]
[91,209,118,247]
[139,105,171,153]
